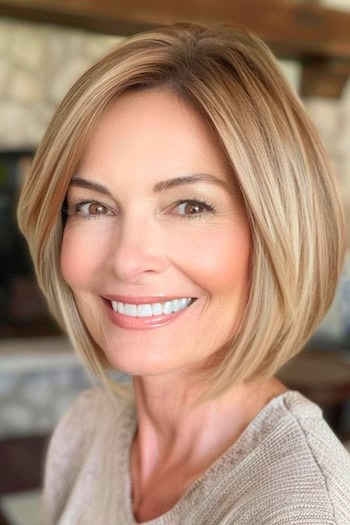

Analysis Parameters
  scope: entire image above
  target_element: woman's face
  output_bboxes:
[61,88,251,378]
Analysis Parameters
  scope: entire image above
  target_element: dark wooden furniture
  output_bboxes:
[277,348,350,439]
[0,434,49,496]
[0,434,50,524]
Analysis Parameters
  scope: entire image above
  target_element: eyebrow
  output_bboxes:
[69,173,231,196]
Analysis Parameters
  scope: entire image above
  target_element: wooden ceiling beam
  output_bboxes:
[0,0,150,37]
[0,0,350,60]
[1,0,350,98]
[300,58,350,98]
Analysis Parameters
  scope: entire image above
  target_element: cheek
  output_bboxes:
[177,223,251,292]
[220,229,251,290]
[60,227,108,290]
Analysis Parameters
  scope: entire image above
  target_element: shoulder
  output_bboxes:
[253,390,350,473]
[279,391,350,482]
[47,383,132,448]
[40,383,133,524]
[240,391,350,524]
[282,392,350,523]
[46,382,133,459]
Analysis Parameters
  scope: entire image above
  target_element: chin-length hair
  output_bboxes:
[17,22,345,405]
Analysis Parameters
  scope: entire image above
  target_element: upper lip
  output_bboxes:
[103,295,196,305]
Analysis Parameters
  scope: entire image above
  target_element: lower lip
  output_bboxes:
[104,299,196,330]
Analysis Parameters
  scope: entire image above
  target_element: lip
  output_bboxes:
[103,295,196,305]
[103,297,197,330]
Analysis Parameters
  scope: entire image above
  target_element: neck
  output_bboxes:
[131,374,288,485]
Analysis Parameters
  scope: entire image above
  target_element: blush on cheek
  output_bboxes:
[60,232,93,289]
[60,227,113,289]
[60,243,85,289]
[184,228,251,290]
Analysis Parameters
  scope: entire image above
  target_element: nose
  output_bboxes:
[108,211,169,283]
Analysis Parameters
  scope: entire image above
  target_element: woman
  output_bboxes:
[17,22,350,524]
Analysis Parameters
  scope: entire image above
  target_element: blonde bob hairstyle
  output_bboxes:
[17,22,345,404]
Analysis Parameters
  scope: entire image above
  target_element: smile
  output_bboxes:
[104,297,198,330]
[111,298,194,317]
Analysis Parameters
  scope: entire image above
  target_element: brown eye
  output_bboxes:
[88,203,107,215]
[69,200,114,219]
[181,203,202,215]
[173,199,216,219]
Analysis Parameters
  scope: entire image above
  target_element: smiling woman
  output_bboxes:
[17,22,350,525]
[59,88,252,377]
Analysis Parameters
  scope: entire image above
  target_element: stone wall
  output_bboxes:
[321,0,350,9]
[0,18,122,147]
[0,336,130,439]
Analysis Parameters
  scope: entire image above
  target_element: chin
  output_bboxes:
[101,347,194,379]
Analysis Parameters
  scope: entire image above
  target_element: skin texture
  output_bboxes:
[61,88,288,521]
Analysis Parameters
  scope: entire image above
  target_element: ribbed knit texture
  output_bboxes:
[40,386,350,524]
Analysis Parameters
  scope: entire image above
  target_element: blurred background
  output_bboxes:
[0,1,350,523]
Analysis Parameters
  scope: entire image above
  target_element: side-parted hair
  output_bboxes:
[17,22,345,404]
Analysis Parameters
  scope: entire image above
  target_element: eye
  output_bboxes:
[64,200,114,219]
[80,202,110,216]
[172,198,216,219]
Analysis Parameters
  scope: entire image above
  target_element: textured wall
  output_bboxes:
[0,19,122,147]
[322,0,350,9]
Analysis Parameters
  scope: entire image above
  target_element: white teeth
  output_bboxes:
[179,298,189,309]
[111,298,193,317]
[172,299,181,312]
[137,304,153,317]
[123,304,137,316]
[152,303,163,316]
[163,301,173,315]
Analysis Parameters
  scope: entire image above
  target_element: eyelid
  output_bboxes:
[63,199,114,218]
[170,198,216,218]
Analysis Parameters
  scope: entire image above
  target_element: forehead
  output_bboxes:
[95,87,214,144]
[81,89,226,157]
[79,88,231,172]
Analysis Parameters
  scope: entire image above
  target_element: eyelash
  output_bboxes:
[63,197,217,221]
[170,198,217,219]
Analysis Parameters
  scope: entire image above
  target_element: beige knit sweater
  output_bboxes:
[41,385,350,524]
